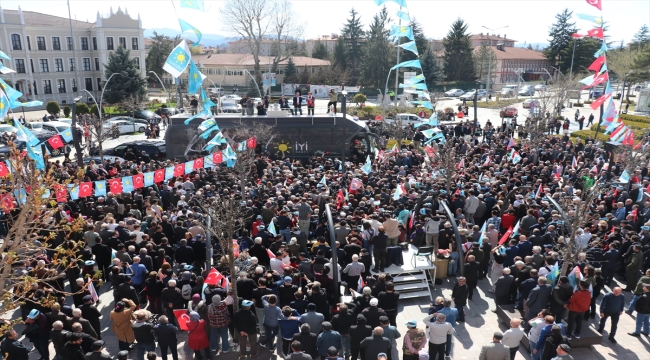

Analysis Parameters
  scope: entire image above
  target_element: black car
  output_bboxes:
[0,130,65,157]
[128,109,162,122]
[102,140,167,160]
[154,107,181,117]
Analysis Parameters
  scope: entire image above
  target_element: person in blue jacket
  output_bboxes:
[597,287,625,343]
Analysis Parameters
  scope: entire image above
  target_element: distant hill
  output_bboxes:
[144,28,233,46]
[515,42,549,51]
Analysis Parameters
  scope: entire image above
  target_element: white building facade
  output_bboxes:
[0,6,145,109]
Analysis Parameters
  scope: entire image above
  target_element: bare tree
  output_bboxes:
[83,114,113,163]
[427,139,463,195]
[269,0,305,73]
[221,0,274,86]
[119,94,145,133]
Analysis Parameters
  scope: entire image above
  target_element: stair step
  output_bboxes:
[399,290,432,299]
[394,283,430,292]
[392,273,427,283]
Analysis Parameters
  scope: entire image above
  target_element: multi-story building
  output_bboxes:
[0,6,145,109]
[305,34,339,57]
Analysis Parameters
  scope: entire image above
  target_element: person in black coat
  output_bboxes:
[63,334,86,360]
[493,268,515,307]
[464,255,480,301]
[359,328,392,360]
[153,315,179,360]
[91,238,112,282]
[332,303,355,357]
[518,270,540,310]
[291,324,318,360]
[233,301,259,357]
[0,330,31,360]
[601,243,619,286]
[174,239,195,266]
[114,276,139,306]
[79,296,102,340]
[452,278,469,322]
[549,277,573,324]
[350,315,373,360]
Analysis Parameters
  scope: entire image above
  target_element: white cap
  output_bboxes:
[369,298,379,306]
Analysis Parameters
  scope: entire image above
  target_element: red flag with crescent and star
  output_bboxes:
[247,137,257,149]
[133,174,144,189]
[205,268,224,286]
[55,185,68,202]
[587,28,604,40]
[213,152,223,164]
[108,178,122,194]
[193,157,204,170]
[586,0,602,11]
[173,309,191,331]
[499,227,513,245]
[0,194,14,210]
[0,162,8,177]
[48,135,64,149]
[154,169,165,183]
[173,164,184,177]
[78,182,93,197]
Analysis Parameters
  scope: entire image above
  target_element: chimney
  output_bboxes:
[504,34,507,39]
[497,43,505,51]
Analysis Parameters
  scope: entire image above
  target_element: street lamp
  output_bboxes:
[70,95,84,166]
[148,71,171,109]
[474,80,483,125]
[99,72,124,120]
[619,72,631,113]
[482,25,509,98]
[206,78,221,113]
[376,88,384,119]
[341,83,348,160]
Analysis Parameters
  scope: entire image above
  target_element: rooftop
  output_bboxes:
[480,46,547,60]
[2,9,95,28]
[192,53,330,67]
[471,34,517,42]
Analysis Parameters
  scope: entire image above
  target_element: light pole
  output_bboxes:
[376,88,384,120]
[99,72,123,120]
[207,78,221,113]
[148,71,171,109]
[619,72,631,113]
[482,25,509,99]
[242,69,262,98]
[341,83,347,160]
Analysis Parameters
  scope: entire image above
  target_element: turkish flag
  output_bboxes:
[590,93,611,110]
[55,186,67,202]
[154,169,165,183]
[0,194,14,210]
[173,309,190,331]
[173,164,184,177]
[133,174,144,189]
[193,157,204,170]
[247,137,257,149]
[0,162,8,177]
[336,190,345,209]
[587,28,604,40]
[213,152,223,164]
[78,182,93,197]
[571,33,585,39]
[586,0,602,11]
[48,135,64,149]
[205,268,224,286]
[582,71,609,90]
[108,178,122,194]
[499,227,513,245]
[634,141,643,150]
[588,56,605,72]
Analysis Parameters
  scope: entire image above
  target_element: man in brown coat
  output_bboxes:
[110,298,137,351]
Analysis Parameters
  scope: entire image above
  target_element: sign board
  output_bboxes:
[418,111,427,118]
[375,115,383,121]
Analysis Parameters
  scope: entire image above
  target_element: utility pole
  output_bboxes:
[394,6,402,108]
[67,1,83,166]
[482,25,508,101]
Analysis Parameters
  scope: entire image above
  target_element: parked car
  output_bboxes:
[500,105,518,118]
[522,99,540,109]
[444,89,465,97]
[40,121,71,134]
[154,107,181,117]
[460,90,484,101]
[221,94,242,103]
[108,117,148,130]
[0,124,18,134]
[102,140,167,160]
[500,85,518,97]
[534,84,547,91]
[519,86,536,96]
[589,90,603,99]
[105,119,147,135]
[220,100,241,113]
[127,109,161,122]
[83,155,125,164]
[385,113,425,126]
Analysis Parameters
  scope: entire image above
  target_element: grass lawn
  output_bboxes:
[456,99,521,109]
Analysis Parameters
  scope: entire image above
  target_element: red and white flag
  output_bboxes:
[205,268,224,286]
[78,182,93,197]
[590,165,598,173]
[48,135,64,149]
[587,28,604,39]
[586,0,602,11]
[87,278,99,302]
[571,157,578,169]
[588,56,605,72]
[483,156,492,167]
[456,158,465,170]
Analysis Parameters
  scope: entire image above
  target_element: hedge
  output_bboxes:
[590,119,650,132]
[572,129,642,143]
[620,114,650,124]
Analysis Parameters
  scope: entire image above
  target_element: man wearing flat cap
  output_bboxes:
[478,332,509,360]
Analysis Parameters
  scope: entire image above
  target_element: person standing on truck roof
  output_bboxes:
[240,95,248,116]
[307,92,315,116]
[327,89,338,115]
[293,91,303,116]
[189,96,198,116]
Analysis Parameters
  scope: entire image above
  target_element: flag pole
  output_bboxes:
[394,6,402,108]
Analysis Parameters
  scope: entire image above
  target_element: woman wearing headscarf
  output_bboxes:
[110,298,137,351]
[186,311,211,360]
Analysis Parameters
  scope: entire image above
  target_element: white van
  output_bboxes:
[500,85,518,97]
[209,87,224,96]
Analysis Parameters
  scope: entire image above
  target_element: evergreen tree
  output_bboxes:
[312,40,330,60]
[284,57,298,82]
[544,9,577,72]
[333,37,348,70]
[103,46,147,104]
[400,18,429,63]
[442,18,475,81]
[341,8,365,84]
[246,79,259,97]
[360,7,393,88]
[558,37,600,76]
[631,24,650,50]
[420,48,442,89]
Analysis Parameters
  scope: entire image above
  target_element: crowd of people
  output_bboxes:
[0,109,649,360]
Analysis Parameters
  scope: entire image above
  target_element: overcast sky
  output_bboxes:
[2,0,648,45]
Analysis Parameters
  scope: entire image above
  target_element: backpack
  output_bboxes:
[181,283,193,300]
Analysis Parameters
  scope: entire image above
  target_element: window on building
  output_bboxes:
[54,58,64,72]
[37,36,46,50]
[133,57,140,69]
[119,37,126,48]
[71,78,77,91]
[15,59,25,74]
[69,58,75,71]
[97,78,102,90]
[93,37,97,50]
[57,79,66,93]
[39,59,49,73]
[66,37,74,50]
[85,78,93,91]
[11,34,22,50]
[43,80,52,94]
[95,58,100,71]
[30,59,34,73]
[52,37,61,51]
[33,81,38,95]
[83,58,91,71]
[131,37,138,50]
[26,36,31,50]
[81,37,89,51]
[106,37,114,50]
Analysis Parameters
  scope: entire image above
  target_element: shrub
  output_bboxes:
[573,103,584,107]
[46,101,61,116]
[353,93,367,105]
[620,113,650,124]
[90,104,100,117]
[584,100,593,104]
[76,103,90,115]
[62,105,70,117]
[622,99,636,105]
